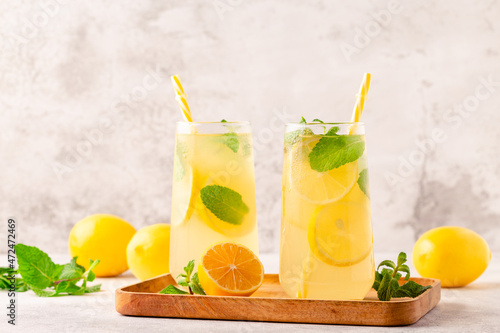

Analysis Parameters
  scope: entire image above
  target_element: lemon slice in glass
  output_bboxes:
[289,136,358,205]
[307,183,372,266]
[171,164,199,226]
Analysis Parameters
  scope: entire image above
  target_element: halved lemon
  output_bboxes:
[198,242,264,296]
[289,136,358,205]
[307,183,372,266]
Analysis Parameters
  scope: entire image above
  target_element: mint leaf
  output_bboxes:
[31,287,57,297]
[284,126,314,147]
[54,281,79,295]
[189,272,206,295]
[59,257,85,280]
[284,117,320,147]
[0,267,16,275]
[219,120,240,153]
[398,264,410,280]
[14,244,59,289]
[397,252,407,266]
[200,185,249,225]
[177,278,188,286]
[0,268,28,292]
[372,271,383,290]
[71,279,87,296]
[357,169,370,198]
[184,260,195,277]
[309,132,365,172]
[160,260,206,295]
[85,284,101,293]
[159,285,189,295]
[87,259,99,280]
[222,133,239,153]
[312,118,324,123]
[373,252,432,301]
[377,260,396,270]
[377,269,393,301]
[393,281,432,298]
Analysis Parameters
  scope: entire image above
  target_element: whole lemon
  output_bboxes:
[413,226,491,287]
[126,224,171,281]
[69,214,136,277]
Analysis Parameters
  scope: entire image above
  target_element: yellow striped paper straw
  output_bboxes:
[349,73,371,134]
[351,73,371,122]
[171,75,193,122]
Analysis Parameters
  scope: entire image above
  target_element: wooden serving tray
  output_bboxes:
[115,274,440,326]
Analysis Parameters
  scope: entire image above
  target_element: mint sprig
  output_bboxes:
[3,244,102,297]
[159,260,206,295]
[220,119,240,153]
[200,185,249,225]
[284,117,315,147]
[308,127,364,172]
[0,267,28,292]
[372,252,432,301]
[222,133,239,153]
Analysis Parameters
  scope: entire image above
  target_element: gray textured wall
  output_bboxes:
[2,0,500,254]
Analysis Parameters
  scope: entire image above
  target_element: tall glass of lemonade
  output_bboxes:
[279,122,374,300]
[169,121,259,278]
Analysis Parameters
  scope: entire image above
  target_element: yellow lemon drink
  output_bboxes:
[169,121,259,278]
[279,122,374,300]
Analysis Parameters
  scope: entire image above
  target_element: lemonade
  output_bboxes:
[279,122,374,300]
[169,122,259,278]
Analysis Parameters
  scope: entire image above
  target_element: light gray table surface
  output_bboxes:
[1,252,498,332]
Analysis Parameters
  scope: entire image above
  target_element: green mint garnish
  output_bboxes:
[5,244,101,297]
[219,120,240,153]
[159,260,206,295]
[284,130,303,147]
[284,117,314,147]
[357,169,370,198]
[159,285,189,295]
[222,133,239,153]
[372,252,432,301]
[200,185,249,225]
[311,118,327,133]
[308,127,364,172]
[0,267,28,292]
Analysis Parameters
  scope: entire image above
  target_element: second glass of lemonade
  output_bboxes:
[279,122,374,300]
[169,121,259,278]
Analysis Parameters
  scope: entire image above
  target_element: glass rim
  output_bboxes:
[285,121,364,126]
[176,121,251,134]
[176,121,250,125]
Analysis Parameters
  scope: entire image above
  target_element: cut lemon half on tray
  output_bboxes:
[289,137,358,205]
[307,183,372,267]
[198,242,264,296]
